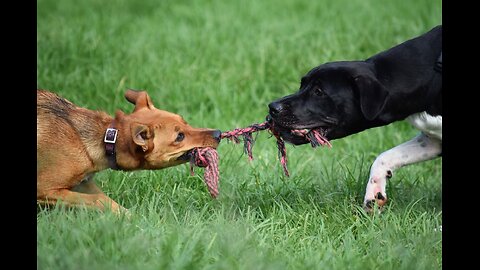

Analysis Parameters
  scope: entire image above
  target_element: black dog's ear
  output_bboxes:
[354,75,389,121]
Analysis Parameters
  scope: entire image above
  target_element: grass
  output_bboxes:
[37,0,442,269]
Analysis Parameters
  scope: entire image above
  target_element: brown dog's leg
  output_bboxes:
[38,188,126,214]
[72,176,105,194]
[71,178,129,213]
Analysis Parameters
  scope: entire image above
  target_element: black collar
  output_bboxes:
[104,121,119,170]
[434,51,442,73]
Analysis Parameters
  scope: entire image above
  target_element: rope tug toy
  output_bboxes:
[189,119,331,198]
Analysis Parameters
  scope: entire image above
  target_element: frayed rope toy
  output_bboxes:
[189,119,331,198]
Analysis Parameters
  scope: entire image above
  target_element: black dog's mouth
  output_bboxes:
[267,115,330,145]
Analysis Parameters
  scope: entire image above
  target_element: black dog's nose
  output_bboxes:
[268,102,284,116]
[266,114,272,122]
[212,129,222,142]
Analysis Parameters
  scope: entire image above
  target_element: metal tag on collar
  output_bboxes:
[104,128,118,144]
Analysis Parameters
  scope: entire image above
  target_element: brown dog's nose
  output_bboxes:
[268,101,284,116]
[212,129,222,142]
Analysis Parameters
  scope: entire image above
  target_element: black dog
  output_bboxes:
[268,25,442,211]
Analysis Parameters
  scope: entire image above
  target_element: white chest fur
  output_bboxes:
[406,111,442,140]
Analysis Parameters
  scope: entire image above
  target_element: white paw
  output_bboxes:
[363,176,388,212]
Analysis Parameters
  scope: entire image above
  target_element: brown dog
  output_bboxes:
[37,89,221,214]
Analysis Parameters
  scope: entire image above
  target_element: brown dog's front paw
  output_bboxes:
[107,202,131,218]
[117,206,131,217]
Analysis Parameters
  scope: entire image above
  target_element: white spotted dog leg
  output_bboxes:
[363,133,442,212]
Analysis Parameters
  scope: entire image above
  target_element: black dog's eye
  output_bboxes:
[176,132,185,142]
[313,86,326,97]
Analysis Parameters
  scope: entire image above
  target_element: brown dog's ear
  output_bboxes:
[354,75,389,121]
[131,123,153,152]
[125,89,156,112]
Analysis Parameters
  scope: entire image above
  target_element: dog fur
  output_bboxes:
[37,89,220,214]
[268,26,442,211]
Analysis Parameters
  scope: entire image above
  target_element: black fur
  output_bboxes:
[268,26,442,145]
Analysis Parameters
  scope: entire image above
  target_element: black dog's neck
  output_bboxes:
[378,92,439,123]
[363,33,442,126]
[359,88,439,134]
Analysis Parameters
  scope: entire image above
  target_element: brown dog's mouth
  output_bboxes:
[176,149,194,161]
[176,143,219,161]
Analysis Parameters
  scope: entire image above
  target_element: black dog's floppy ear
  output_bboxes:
[354,75,389,121]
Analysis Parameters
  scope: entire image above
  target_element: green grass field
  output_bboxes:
[37,0,442,269]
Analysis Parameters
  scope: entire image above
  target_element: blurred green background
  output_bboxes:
[37,0,442,269]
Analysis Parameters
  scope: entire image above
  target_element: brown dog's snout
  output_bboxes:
[212,129,222,143]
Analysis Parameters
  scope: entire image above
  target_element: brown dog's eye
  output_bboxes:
[313,86,326,97]
[176,132,185,142]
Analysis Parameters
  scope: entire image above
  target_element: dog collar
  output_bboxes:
[104,121,119,170]
[434,51,442,73]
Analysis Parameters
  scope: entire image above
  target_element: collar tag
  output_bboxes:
[104,128,118,144]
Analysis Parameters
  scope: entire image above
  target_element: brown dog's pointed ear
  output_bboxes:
[354,75,389,121]
[131,123,152,152]
[125,89,156,112]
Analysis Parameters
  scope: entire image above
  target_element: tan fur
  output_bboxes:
[37,89,219,214]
